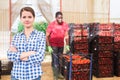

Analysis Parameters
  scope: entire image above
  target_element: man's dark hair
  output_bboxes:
[55,11,63,18]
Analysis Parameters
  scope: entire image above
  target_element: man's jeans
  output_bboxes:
[11,75,41,80]
[51,46,63,80]
[51,46,63,68]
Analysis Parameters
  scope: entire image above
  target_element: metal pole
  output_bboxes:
[60,0,62,11]
[89,54,93,80]
[9,0,12,30]
[108,0,110,23]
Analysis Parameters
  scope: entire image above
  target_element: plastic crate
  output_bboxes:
[92,36,113,44]
[113,30,120,36]
[74,36,88,43]
[92,43,113,51]
[113,23,120,30]
[114,36,120,42]
[62,62,90,80]
[74,49,89,54]
[93,50,113,58]
[60,53,93,80]
[73,29,88,37]
[93,57,113,65]
[93,64,114,78]
[114,42,120,49]
[66,70,90,80]
[74,43,88,50]
[69,25,89,37]
[93,70,114,78]
[97,23,113,31]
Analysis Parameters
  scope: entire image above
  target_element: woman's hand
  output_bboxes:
[9,46,17,52]
[20,51,36,61]
[21,57,28,61]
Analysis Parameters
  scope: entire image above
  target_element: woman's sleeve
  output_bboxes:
[28,32,46,64]
[7,35,21,62]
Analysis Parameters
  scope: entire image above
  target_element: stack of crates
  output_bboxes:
[113,23,120,76]
[89,23,114,77]
[69,23,89,54]
[113,23,120,52]
[59,54,92,80]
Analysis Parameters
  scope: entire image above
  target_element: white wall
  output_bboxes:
[110,0,120,18]
[50,0,60,21]
[110,0,120,23]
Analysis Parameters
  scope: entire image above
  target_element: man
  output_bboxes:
[46,11,69,80]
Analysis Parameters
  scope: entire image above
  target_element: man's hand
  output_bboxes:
[48,46,53,53]
[65,45,70,51]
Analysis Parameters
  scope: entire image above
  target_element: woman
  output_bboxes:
[7,7,46,80]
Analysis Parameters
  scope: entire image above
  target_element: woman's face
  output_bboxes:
[20,11,35,28]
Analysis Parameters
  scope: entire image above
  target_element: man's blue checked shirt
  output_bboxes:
[7,30,46,80]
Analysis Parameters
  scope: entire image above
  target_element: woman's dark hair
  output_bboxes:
[55,11,63,18]
[20,7,35,17]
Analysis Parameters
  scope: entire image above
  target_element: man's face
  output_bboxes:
[56,15,63,25]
